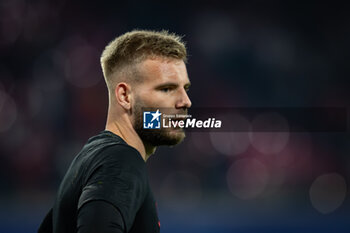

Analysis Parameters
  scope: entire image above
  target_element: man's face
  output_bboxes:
[131,57,192,147]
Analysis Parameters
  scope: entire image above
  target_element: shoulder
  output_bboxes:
[79,142,146,188]
[85,131,145,167]
[97,144,145,171]
[78,144,149,224]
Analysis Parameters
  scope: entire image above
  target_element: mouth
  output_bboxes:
[171,117,188,126]
[171,117,187,121]
[167,118,187,130]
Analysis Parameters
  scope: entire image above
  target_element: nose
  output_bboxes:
[175,89,192,109]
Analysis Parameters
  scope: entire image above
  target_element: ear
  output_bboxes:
[115,82,132,110]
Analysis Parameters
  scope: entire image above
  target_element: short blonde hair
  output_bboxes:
[101,29,187,89]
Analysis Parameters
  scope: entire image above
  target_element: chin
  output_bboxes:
[157,128,186,146]
[166,129,186,144]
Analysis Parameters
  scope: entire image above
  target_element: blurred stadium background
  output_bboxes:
[0,1,349,232]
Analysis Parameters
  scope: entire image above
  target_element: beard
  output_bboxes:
[132,98,186,147]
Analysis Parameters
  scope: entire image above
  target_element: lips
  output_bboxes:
[163,117,187,130]
[170,118,188,126]
[171,117,187,121]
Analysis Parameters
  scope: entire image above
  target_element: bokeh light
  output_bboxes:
[309,173,347,214]
[0,0,24,46]
[0,90,17,132]
[192,11,239,56]
[209,114,250,156]
[249,112,289,155]
[26,84,43,117]
[226,158,269,200]
[61,36,102,88]
[188,132,223,167]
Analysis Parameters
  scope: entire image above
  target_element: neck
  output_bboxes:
[105,116,155,161]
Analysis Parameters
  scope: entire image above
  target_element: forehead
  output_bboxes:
[137,58,189,83]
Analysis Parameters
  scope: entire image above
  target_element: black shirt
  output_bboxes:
[38,131,160,233]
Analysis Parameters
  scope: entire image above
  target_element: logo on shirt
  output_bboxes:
[143,109,162,129]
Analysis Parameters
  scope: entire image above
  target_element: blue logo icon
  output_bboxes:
[143,109,162,129]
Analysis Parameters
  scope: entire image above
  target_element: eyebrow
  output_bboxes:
[155,82,191,89]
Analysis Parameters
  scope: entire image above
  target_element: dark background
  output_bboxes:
[0,1,349,232]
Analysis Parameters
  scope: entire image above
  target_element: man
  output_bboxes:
[38,30,191,233]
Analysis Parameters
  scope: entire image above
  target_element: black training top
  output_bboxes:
[38,131,160,233]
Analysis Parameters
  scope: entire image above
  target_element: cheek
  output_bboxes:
[141,92,169,106]
[135,92,158,108]
[138,94,154,107]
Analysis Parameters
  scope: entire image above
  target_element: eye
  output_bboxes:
[160,87,172,93]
